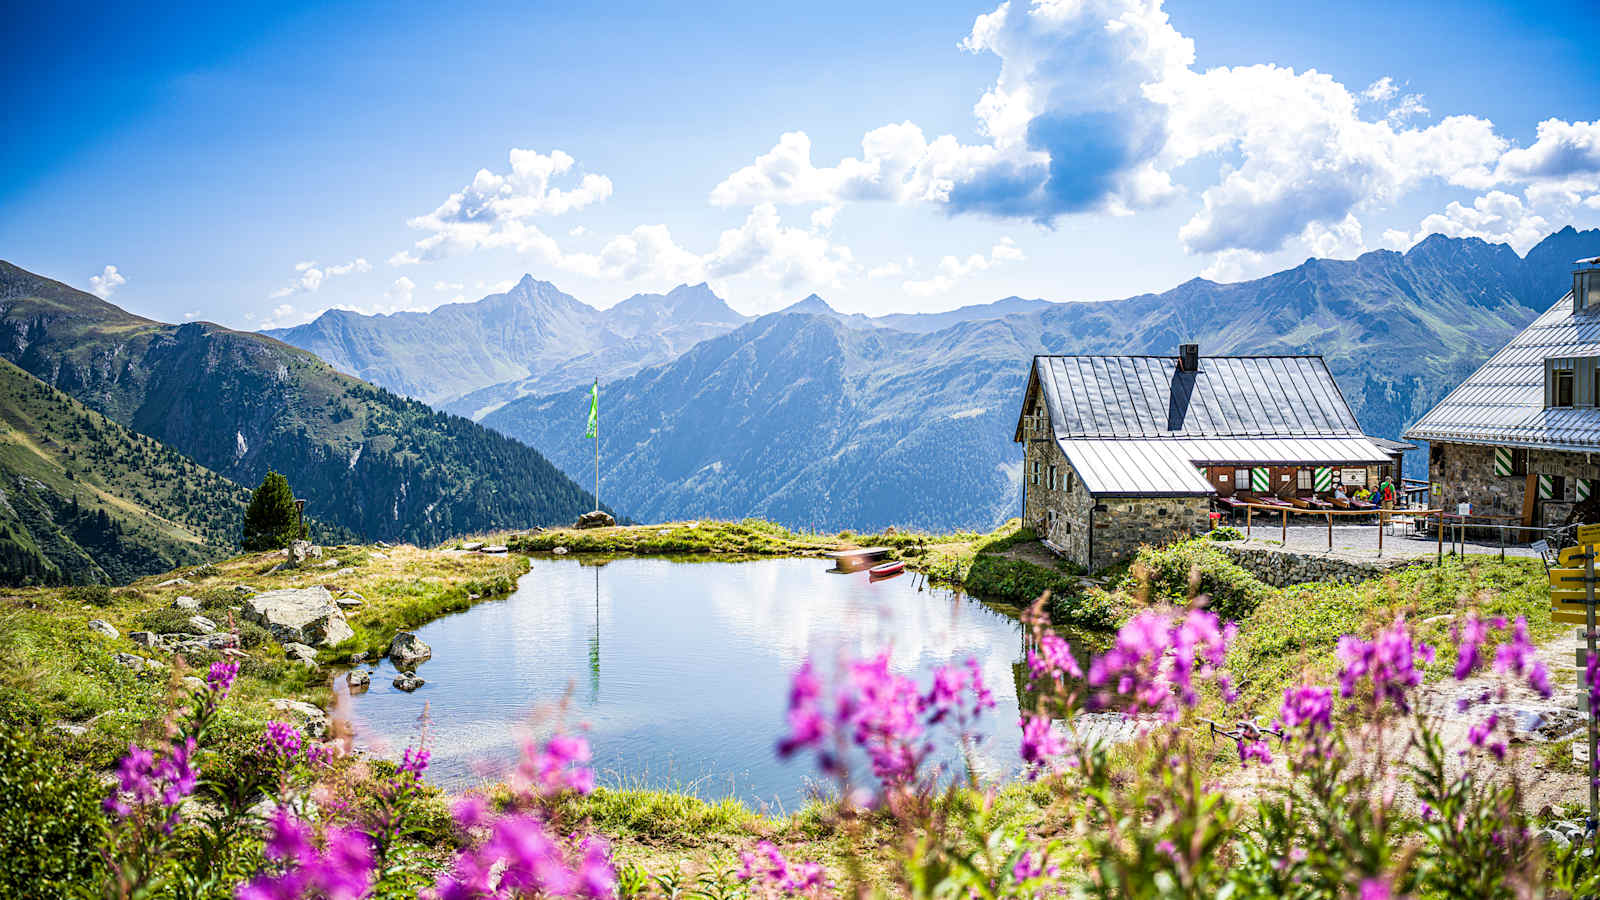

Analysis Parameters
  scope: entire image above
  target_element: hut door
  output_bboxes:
[1521,472,1537,528]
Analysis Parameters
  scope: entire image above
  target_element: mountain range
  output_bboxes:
[268,279,749,414]
[0,262,602,557]
[269,227,1600,532]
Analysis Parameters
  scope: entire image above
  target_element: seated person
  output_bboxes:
[1353,487,1373,502]
[1331,484,1349,501]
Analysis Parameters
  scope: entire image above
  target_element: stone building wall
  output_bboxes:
[1022,413,1209,571]
[1430,440,1600,525]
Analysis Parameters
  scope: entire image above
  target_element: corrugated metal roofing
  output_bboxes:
[1032,355,1364,439]
[1405,293,1600,451]
[1018,353,1388,496]
[1061,437,1393,496]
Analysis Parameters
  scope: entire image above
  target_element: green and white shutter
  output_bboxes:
[1579,478,1593,502]
[1251,467,1271,492]
[1538,473,1556,500]
[1313,467,1333,492]
[1494,447,1514,476]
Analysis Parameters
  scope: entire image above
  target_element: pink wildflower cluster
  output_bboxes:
[1018,714,1068,770]
[207,660,240,697]
[432,817,614,899]
[1451,613,1551,698]
[236,809,373,900]
[514,734,596,798]
[1467,712,1506,760]
[1336,616,1434,712]
[1086,609,1236,720]
[1025,633,1082,687]
[737,841,829,896]
[259,721,331,768]
[104,738,198,824]
[777,654,995,785]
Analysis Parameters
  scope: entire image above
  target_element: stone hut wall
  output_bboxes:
[1430,440,1600,526]
[1091,496,1211,571]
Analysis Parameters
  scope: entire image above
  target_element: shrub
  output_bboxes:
[1207,525,1244,542]
[964,555,1115,629]
[0,728,107,894]
[64,584,113,607]
[135,607,204,635]
[1123,540,1273,621]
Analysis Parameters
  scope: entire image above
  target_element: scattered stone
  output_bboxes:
[220,647,248,658]
[172,634,239,654]
[113,653,148,671]
[269,699,330,739]
[233,584,258,594]
[173,595,201,611]
[467,593,480,600]
[243,586,355,646]
[284,540,322,568]
[657,529,670,536]
[334,567,355,577]
[552,546,569,555]
[350,651,367,663]
[574,510,615,530]
[181,676,207,692]
[375,540,391,549]
[283,642,318,664]
[460,541,484,551]
[1420,613,1456,626]
[129,631,163,648]
[1575,741,1591,769]
[387,632,432,667]
[156,578,193,588]
[1536,826,1572,848]
[87,619,119,639]
[316,558,341,568]
[346,669,371,692]
[53,722,89,737]
[393,672,425,692]
[187,615,218,634]
[371,551,388,559]
[480,545,508,554]
[335,595,365,609]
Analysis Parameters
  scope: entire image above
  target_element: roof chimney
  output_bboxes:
[1177,343,1200,373]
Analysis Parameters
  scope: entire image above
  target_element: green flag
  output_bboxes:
[585,380,598,439]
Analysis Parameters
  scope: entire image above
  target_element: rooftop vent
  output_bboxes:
[1576,257,1600,314]
[1177,343,1200,373]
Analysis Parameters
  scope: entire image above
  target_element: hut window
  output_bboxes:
[1233,467,1250,490]
[1048,464,1057,490]
[1031,458,1040,486]
[1065,470,1074,493]
[1553,367,1575,407]
[1296,469,1313,490]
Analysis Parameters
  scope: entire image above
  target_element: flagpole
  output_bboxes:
[593,378,600,513]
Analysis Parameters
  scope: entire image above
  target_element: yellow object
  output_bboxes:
[1558,545,1597,566]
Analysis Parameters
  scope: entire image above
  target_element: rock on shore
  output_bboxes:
[243,586,354,647]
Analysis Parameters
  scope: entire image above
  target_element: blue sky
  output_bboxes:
[3,0,1598,327]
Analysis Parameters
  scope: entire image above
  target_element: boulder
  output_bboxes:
[387,632,432,667]
[113,652,147,671]
[243,587,354,646]
[460,541,484,551]
[552,546,569,555]
[574,510,615,530]
[173,633,239,653]
[173,595,201,611]
[187,615,218,634]
[375,540,391,549]
[129,631,163,648]
[233,584,258,594]
[335,594,365,609]
[285,540,322,568]
[480,545,508,554]
[269,699,329,739]
[393,672,424,692]
[156,578,193,588]
[181,676,207,692]
[370,551,389,560]
[283,642,318,664]
[53,722,89,738]
[87,619,119,639]
[346,669,371,692]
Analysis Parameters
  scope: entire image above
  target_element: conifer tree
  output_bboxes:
[241,471,301,551]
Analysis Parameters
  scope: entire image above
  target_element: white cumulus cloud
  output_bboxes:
[88,265,125,299]
[903,238,1025,296]
[269,257,371,298]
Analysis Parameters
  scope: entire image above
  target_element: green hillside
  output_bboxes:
[0,262,602,548]
[0,359,248,585]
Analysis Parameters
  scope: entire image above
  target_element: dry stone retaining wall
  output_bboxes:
[1212,543,1423,587]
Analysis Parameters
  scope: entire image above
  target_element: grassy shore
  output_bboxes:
[0,527,1584,893]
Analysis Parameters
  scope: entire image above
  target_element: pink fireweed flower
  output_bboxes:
[777,660,831,763]
[1359,877,1394,900]
[1086,609,1234,720]
[239,809,373,900]
[1452,613,1489,680]
[104,738,198,821]
[1019,714,1068,770]
[207,659,240,696]
[924,657,996,727]
[1277,684,1334,740]
[1493,617,1551,698]
[1336,616,1432,713]
[1467,713,1506,759]
[1237,736,1272,766]
[842,653,927,781]
[397,746,431,779]
[739,841,829,895]
[1026,633,1083,686]
[261,721,304,759]
[514,733,595,798]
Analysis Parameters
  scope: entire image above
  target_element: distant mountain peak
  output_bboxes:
[779,294,838,316]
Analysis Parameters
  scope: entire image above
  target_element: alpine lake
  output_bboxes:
[341,555,1059,812]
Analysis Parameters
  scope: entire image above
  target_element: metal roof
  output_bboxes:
[1025,355,1364,439]
[1015,353,1389,496]
[1405,293,1600,451]
[1060,437,1393,496]
[1366,435,1417,453]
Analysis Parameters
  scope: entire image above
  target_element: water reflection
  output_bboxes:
[344,556,1039,811]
